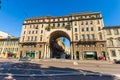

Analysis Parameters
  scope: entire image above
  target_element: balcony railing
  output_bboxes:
[45,25,71,31]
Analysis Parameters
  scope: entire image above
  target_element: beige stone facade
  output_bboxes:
[19,12,108,60]
[103,26,120,61]
[0,37,19,58]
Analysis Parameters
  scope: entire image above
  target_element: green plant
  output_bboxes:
[91,16,95,19]
[45,26,55,31]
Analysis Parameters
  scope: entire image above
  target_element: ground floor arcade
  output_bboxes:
[19,40,108,60]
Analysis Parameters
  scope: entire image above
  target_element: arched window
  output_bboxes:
[108,39,114,46]
[116,38,120,46]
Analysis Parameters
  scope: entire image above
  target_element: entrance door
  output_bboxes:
[76,51,79,60]
[26,52,30,57]
[31,52,35,58]
[20,51,22,58]
[102,51,106,60]
[38,51,41,59]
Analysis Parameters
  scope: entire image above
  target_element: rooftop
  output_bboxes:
[25,12,101,20]
[103,26,120,29]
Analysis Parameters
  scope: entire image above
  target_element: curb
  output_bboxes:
[0,72,113,77]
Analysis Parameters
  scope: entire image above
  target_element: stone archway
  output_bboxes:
[44,30,72,59]
[49,30,71,59]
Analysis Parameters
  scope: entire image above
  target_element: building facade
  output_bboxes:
[0,31,10,38]
[0,37,19,58]
[19,12,108,60]
[103,26,120,61]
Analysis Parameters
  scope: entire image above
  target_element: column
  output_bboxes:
[74,43,77,60]
[44,44,47,59]
[48,46,51,59]
[70,43,74,60]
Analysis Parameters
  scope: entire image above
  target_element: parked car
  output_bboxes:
[19,56,31,61]
[114,59,120,64]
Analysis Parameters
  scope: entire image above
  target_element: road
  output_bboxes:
[0,59,120,80]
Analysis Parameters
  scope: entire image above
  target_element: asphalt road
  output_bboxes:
[0,59,120,80]
[0,75,117,80]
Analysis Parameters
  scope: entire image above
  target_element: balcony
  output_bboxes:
[77,39,98,44]
[45,25,71,31]
[65,24,71,30]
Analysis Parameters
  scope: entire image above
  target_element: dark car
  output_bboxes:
[19,56,31,61]
[114,59,120,64]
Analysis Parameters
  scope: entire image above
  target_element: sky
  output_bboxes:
[0,0,120,46]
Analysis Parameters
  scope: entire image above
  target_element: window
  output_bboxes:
[41,30,43,33]
[82,35,85,40]
[63,18,64,21]
[75,35,78,40]
[74,22,77,26]
[108,39,114,46]
[101,44,104,47]
[86,27,89,31]
[74,16,76,20]
[58,18,60,21]
[24,25,26,29]
[90,21,93,25]
[53,24,55,27]
[32,31,34,34]
[99,34,102,40]
[62,23,65,26]
[40,45,42,48]
[28,36,30,41]
[91,27,94,31]
[116,38,120,46]
[31,36,33,41]
[114,29,119,35]
[75,28,78,32]
[91,34,95,40]
[68,17,70,21]
[30,25,32,28]
[86,21,88,25]
[35,36,37,41]
[29,31,31,34]
[42,24,43,28]
[82,28,84,32]
[23,31,26,34]
[48,24,50,27]
[98,27,101,31]
[96,15,100,18]
[43,19,45,22]
[97,20,100,24]
[81,22,84,25]
[106,29,111,35]
[87,34,90,40]
[36,30,38,34]
[58,23,60,27]
[40,35,42,41]
[35,25,38,29]
[111,50,116,57]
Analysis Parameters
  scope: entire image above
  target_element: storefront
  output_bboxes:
[26,51,35,58]
[84,51,97,60]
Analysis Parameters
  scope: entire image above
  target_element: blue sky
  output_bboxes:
[0,0,120,46]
